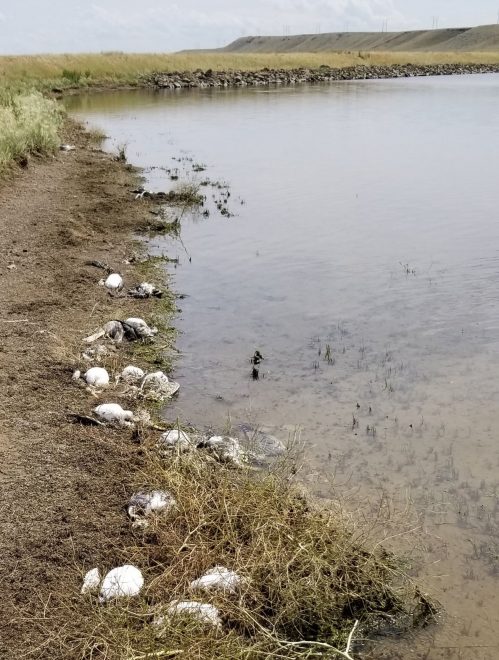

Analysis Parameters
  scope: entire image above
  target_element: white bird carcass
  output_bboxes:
[190,566,244,595]
[123,318,158,340]
[127,490,176,520]
[81,567,101,595]
[99,565,144,603]
[101,273,124,293]
[121,365,145,383]
[158,601,222,628]
[83,367,110,388]
[128,282,163,299]
[93,403,134,426]
[84,320,125,344]
[141,371,180,399]
[158,429,193,453]
[84,318,157,344]
[200,436,247,467]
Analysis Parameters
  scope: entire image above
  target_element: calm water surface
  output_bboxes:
[68,75,499,658]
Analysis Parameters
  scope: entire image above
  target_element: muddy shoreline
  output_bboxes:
[0,119,173,657]
[0,103,435,656]
[143,63,499,89]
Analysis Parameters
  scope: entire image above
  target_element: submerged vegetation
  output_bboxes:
[0,90,63,172]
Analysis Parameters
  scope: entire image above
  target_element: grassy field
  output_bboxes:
[2,50,499,91]
[0,90,63,172]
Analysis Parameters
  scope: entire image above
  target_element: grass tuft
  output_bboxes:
[40,447,433,658]
[0,91,64,172]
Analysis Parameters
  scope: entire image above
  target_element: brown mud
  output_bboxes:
[0,121,168,658]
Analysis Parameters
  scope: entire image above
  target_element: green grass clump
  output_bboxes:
[0,90,63,172]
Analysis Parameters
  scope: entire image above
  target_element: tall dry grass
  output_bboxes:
[36,444,430,659]
[1,50,499,91]
[0,90,63,171]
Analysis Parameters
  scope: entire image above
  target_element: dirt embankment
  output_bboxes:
[0,122,168,657]
[222,24,499,53]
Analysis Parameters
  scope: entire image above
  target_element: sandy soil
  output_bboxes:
[0,122,167,658]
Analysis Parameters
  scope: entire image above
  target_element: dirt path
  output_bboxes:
[0,122,166,658]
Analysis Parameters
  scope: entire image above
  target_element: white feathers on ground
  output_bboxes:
[189,566,244,595]
[127,490,176,520]
[121,365,145,383]
[72,369,81,381]
[60,144,76,151]
[84,367,110,388]
[93,403,134,426]
[158,601,222,628]
[201,436,247,467]
[81,567,101,595]
[128,282,163,299]
[102,273,124,292]
[81,344,111,362]
[99,565,144,603]
[141,371,180,398]
[158,429,193,453]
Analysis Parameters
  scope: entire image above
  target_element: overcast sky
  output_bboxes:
[0,0,498,55]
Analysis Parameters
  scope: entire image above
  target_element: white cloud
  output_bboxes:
[0,0,497,54]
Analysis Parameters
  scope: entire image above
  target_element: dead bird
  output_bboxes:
[250,350,264,365]
[128,282,163,299]
[99,273,124,294]
[250,350,264,380]
[83,318,158,344]
[85,260,113,275]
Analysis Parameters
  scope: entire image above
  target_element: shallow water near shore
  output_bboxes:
[68,74,499,658]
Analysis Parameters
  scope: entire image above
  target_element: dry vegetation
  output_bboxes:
[0,90,63,171]
[41,445,431,659]
[1,50,499,91]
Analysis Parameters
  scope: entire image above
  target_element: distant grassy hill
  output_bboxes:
[222,24,499,53]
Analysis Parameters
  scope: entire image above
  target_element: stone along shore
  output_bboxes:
[143,63,499,89]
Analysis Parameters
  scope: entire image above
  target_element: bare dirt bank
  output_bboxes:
[0,121,168,657]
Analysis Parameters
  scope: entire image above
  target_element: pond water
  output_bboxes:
[68,74,499,658]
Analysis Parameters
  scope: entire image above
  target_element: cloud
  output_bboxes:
[264,0,412,31]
